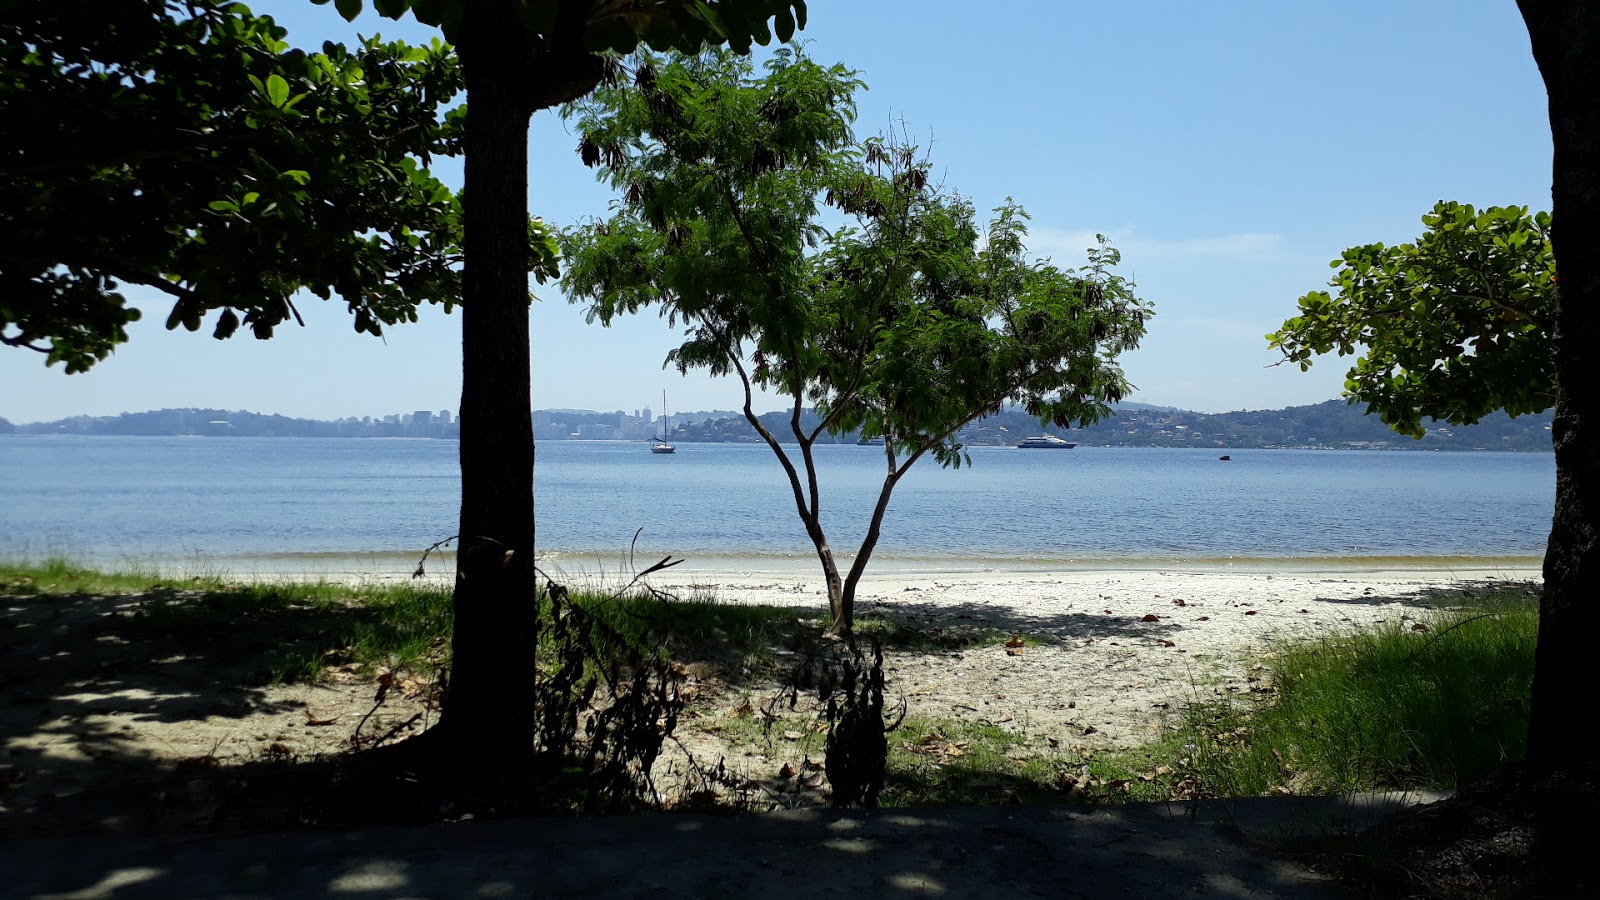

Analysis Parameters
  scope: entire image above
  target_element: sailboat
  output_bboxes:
[650,390,676,454]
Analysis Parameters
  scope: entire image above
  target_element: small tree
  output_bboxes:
[562,49,1149,634]
[1267,201,1556,438]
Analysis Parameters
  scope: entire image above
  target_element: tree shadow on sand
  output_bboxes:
[0,583,443,836]
[853,596,1185,650]
[1294,578,1539,610]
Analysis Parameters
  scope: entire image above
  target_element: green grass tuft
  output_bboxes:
[1165,585,1538,797]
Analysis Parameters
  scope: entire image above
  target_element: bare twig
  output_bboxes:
[412,534,459,579]
[372,712,424,749]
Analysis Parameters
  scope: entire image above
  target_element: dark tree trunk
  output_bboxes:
[424,2,606,778]
[435,2,539,769]
[1518,0,1600,781]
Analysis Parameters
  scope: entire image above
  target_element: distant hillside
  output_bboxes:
[10,408,456,438]
[1061,400,1552,452]
[5,400,1554,451]
[669,399,1553,452]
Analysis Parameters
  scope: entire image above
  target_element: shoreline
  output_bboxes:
[12,550,1544,587]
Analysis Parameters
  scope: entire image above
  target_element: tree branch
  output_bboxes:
[0,333,51,354]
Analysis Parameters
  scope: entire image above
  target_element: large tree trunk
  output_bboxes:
[435,3,539,770]
[1519,0,1600,781]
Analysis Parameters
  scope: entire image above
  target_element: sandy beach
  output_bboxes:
[651,565,1542,750]
[0,562,1541,827]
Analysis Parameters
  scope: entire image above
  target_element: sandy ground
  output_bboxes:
[670,567,1540,746]
[0,565,1539,829]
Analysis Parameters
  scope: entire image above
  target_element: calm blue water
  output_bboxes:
[0,436,1555,574]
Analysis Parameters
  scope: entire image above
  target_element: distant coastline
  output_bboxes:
[0,398,1554,452]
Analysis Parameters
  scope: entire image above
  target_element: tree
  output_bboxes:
[1,1,479,372]
[326,0,808,774]
[9,0,805,784]
[1516,0,1600,783]
[562,49,1149,635]
[1264,3,1596,784]
[1266,201,1556,438]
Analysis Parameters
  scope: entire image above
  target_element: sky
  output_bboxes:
[0,0,1554,424]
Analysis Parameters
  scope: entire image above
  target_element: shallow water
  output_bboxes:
[0,436,1554,576]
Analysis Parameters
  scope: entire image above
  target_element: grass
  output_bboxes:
[1,556,196,595]
[2,559,455,684]
[1154,583,1538,798]
[548,590,817,682]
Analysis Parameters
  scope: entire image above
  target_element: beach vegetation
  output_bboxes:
[1269,4,1600,800]
[0,560,454,684]
[562,47,1149,636]
[1155,585,1538,798]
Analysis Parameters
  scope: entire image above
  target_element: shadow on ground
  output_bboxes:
[9,793,1444,899]
[1294,578,1539,610]
[0,584,427,836]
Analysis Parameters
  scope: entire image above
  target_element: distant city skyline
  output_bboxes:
[0,396,1243,429]
[0,1,1553,425]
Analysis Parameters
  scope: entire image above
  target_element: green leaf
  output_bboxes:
[334,0,363,22]
[264,73,290,107]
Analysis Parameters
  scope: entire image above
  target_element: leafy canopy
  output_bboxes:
[1,1,564,373]
[561,48,1150,468]
[320,0,807,54]
[1267,201,1556,438]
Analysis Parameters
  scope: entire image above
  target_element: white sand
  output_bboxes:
[653,565,1541,751]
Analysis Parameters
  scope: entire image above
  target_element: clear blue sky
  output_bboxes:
[0,0,1552,424]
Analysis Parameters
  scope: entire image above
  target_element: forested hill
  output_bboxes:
[5,400,1553,451]
[676,399,1552,451]
[1053,400,1551,451]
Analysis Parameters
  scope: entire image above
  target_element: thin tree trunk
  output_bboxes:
[1518,0,1600,781]
[436,4,538,770]
[835,469,904,636]
[728,357,846,620]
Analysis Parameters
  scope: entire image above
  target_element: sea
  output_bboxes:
[0,436,1555,579]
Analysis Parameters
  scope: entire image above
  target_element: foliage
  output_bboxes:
[532,580,684,812]
[0,1,564,372]
[323,0,807,54]
[1268,202,1557,438]
[562,47,1149,631]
